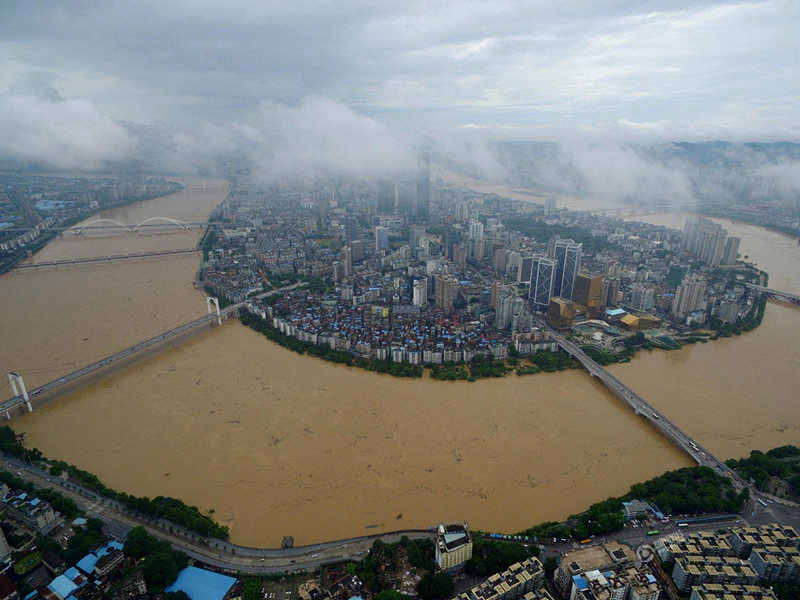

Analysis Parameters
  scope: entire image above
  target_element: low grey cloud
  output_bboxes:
[0,79,136,171]
[1,0,800,196]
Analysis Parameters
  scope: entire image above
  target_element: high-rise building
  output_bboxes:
[492,248,507,273]
[544,196,556,217]
[344,216,358,240]
[416,152,430,223]
[683,217,728,265]
[553,239,582,299]
[375,226,389,251]
[350,239,366,262]
[722,236,741,265]
[443,224,457,259]
[530,256,557,311]
[573,273,603,316]
[630,283,655,312]
[496,291,515,329]
[490,280,502,309]
[397,181,413,216]
[517,255,534,283]
[332,261,344,283]
[434,274,459,309]
[343,246,353,277]
[468,220,484,240]
[412,278,428,306]
[672,274,707,317]
[601,278,620,307]
[409,225,426,249]
[377,180,394,214]
[455,202,470,222]
[435,522,473,573]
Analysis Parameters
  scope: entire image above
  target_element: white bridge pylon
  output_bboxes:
[7,372,32,417]
[207,297,221,325]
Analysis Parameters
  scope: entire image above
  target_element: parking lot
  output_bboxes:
[261,578,299,600]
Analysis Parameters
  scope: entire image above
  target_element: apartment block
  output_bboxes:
[457,557,546,600]
[689,583,778,600]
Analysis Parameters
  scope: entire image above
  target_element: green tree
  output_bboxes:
[244,578,264,600]
[417,573,453,600]
[544,557,559,578]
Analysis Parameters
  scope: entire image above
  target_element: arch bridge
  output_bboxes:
[69,217,199,234]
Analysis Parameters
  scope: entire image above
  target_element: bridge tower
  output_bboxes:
[207,297,222,325]
[7,372,32,413]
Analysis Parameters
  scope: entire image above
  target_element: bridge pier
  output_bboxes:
[207,297,222,325]
[7,372,32,412]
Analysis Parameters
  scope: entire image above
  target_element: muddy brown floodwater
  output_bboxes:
[2,182,799,547]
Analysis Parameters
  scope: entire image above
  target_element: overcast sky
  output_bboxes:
[1,0,799,173]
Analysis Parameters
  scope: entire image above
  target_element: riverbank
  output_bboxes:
[0,186,185,276]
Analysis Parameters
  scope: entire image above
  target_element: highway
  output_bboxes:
[13,248,200,270]
[1,283,303,417]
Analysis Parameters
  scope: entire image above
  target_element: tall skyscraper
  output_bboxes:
[413,278,428,306]
[397,181,414,216]
[377,179,394,214]
[630,283,655,312]
[517,255,534,283]
[553,239,582,300]
[544,196,556,217]
[468,220,484,240]
[495,291,515,329]
[573,273,603,317]
[683,217,728,266]
[345,216,358,240]
[375,226,389,251]
[722,236,741,265]
[443,224,457,259]
[434,274,458,309]
[530,256,557,311]
[672,274,707,317]
[343,246,353,277]
[409,225,426,250]
[416,152,430,223]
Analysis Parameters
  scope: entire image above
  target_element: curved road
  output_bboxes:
[1,455,432,575]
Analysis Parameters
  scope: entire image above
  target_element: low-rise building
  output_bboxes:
[555,542,636,595]
[2,490,59,535]
[568,565,661,600]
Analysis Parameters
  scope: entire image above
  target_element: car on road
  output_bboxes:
[312,553,318,558]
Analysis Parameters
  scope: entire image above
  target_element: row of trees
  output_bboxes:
[727,446,800,494]
[519,465,749,541]
[0,426,229,539]
[124,526,189,591]
[465,537,539,577]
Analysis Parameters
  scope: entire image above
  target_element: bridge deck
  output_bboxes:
[2,283,302,415]
[542,325,748,488]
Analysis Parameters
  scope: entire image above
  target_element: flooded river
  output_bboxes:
[2,181,799,547]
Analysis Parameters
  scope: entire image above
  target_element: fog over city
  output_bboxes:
[2,1,800,202]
